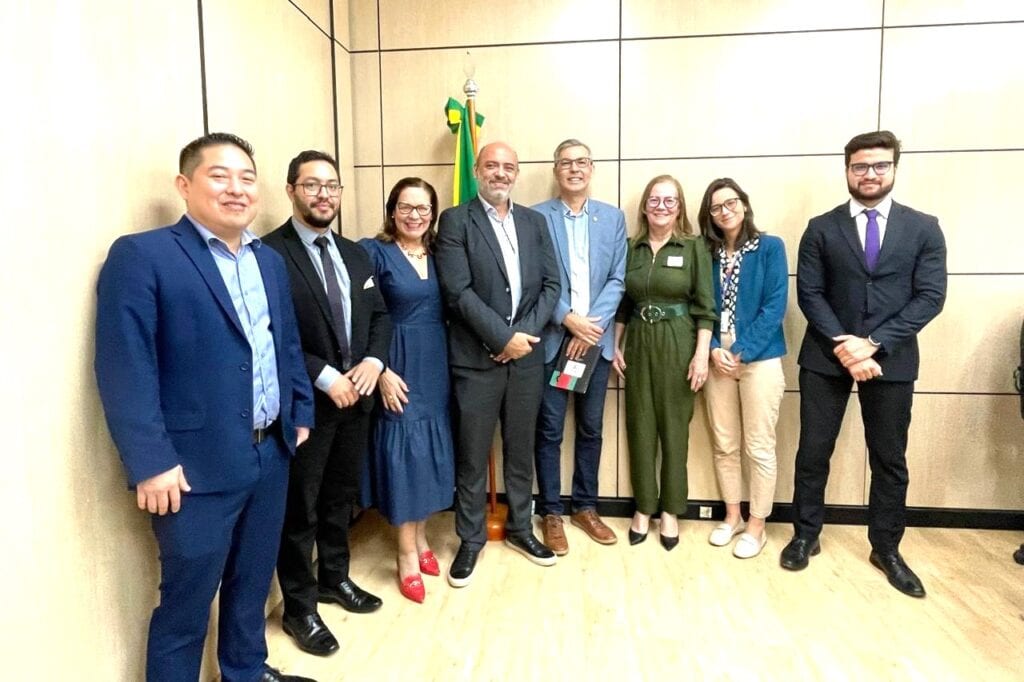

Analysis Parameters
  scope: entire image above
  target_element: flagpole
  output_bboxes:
[463,51,479,154]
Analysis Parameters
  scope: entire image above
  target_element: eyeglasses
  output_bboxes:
[555,157,592,171]
[646,196,679,210]
[396,202,433,216]
[709,197,743,217]
[297,181,343,196]
[848,162,893,176]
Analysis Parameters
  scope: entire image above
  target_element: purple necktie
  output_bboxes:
[864,209,880,271]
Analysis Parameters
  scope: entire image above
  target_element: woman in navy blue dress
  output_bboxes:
[360,177,455,603]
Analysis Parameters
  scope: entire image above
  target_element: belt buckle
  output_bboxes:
[640,304,665,324]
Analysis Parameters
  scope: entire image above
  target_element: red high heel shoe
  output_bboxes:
[418,550,440,576]
[397,561,425,603]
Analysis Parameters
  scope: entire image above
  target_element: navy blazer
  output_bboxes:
[435,198,561,369]
[95,216,315,492]
[532,197,627,363]
[797,200,947,382]
[711,234,788,363]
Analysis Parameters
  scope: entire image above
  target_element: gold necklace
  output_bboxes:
[399,242,427,260]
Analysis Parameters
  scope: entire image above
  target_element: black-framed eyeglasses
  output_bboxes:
[296,181,343,196]
[555,157,592,170]
[709,197,743,217]
[848,162,893,176]
[646,196,679,210]
[396,202,432,216]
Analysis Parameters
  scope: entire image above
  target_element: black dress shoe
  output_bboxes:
[659,533,679,551]
[448,542,482,588]
[281,612,339,657]
[505,533,557,566]
[261,666,318,682]
[318,579,382,613]
[780,536,820,571]
[1014,544,1024,565]
[628,528,648,545]
[869,551,926,598]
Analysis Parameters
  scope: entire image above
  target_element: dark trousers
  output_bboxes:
[793,368,914,553]
[148,432,289,682]
[534,356,612,516]
[277,409,369,617]
[451,361,544,547]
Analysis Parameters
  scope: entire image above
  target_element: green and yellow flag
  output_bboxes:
[444,97,484,206]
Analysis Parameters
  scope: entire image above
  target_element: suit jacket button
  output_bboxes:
[505,287,510,293]
[240,363,249,371]
[240,409,250,419]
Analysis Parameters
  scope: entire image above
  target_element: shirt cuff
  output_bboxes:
[363,357,384,372]
[315,365,341,393]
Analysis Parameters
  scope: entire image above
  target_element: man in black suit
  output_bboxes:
[781,131,947,598]
[263,151,392,654]
[435,141,561,587]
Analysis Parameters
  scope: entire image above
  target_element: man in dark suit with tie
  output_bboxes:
[781,130,947,598]
[435,141,561,587]
[262,151,391,656]
[95,133,317,682]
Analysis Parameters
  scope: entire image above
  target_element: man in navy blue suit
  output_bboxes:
[95,133,317,682]
[781,130,947,599]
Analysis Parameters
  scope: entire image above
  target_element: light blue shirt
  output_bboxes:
[290,219,382,392]
[561,199,591,315]
[187,216,279,429]
[478,195,522,319]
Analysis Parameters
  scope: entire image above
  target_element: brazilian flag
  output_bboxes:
[444,97,484,206]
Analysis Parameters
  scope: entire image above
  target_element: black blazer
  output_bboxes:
[435,199,560,370]
[263,221,392,422]
[796,201,947,382]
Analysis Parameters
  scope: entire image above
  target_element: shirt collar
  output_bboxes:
[291,217,332,246]
[635,231,688,248]
[849,194,893,220]
[186,214,259,249]
[478,194,515,218]
[560,198,590,219]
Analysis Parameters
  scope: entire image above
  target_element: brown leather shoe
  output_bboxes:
[541,514,569,556]
[571,509,617,545]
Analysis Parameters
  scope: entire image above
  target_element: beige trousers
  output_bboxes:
[703,334,785,519]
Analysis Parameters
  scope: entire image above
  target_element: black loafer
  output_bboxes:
[261,666,318,682]
[505,533,557,566]
[869,551,926,598]
[780,536,820,571]
[448,542,482,588]
[318,579,382,613]
[281,612,339,657]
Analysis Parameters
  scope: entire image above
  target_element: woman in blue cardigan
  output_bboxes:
[697,178,788,559]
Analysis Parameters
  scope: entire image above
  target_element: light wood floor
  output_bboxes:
[265,512,1024,682]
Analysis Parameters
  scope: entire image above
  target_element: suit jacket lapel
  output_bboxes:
[172,219,246,337]
[282,224,336,329]
[253,241,282,345]
[469,200,510,284]
[547,202,571,282]
[875,202,904,271]
[837,204,868,273]
[587,202,605,294]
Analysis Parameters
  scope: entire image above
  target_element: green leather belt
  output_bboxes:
[635,302,688,324]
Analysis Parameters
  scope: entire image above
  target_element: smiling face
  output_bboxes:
[474,142,519,206]
[709,186,746,239]
[393,186,433,246]
[846,147,896,206]
[643,181,681,234]
[553,144,593,198]
[175,144,259,237]
[287,160,341,230]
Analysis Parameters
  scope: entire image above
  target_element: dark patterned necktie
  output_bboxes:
[314,235,351,367]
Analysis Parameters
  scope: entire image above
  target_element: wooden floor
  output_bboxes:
[266,512,1024,682]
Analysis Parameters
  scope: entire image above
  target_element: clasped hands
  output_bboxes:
[833,334,882,382]
[326,359,383,408]
[710,347,742,379]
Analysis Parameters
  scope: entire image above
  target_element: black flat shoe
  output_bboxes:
[628,528,648,545]
[869,551,926,598]
[281,613,339,657]
[780,536,820,571]
[318,579,382,613]
[659,533,679,551]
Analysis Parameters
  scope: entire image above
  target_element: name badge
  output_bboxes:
[666,255,684,267]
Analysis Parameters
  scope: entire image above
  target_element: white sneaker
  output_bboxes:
[708,521,746,547]
[733,531,767,559]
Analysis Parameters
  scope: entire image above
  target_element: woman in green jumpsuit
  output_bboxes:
[613,174,716,550]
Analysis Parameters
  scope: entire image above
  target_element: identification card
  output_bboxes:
[667,255,684,267]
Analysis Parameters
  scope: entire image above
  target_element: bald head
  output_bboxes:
[474,141,520,207]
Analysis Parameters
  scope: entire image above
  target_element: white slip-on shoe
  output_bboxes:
[733,531,768,559]
[708,521,747,547]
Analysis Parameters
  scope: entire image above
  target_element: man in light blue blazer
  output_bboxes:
[532,139,627,554]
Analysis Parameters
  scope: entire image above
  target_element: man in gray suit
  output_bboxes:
[532,139,627,555]
[435,141,561,587]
